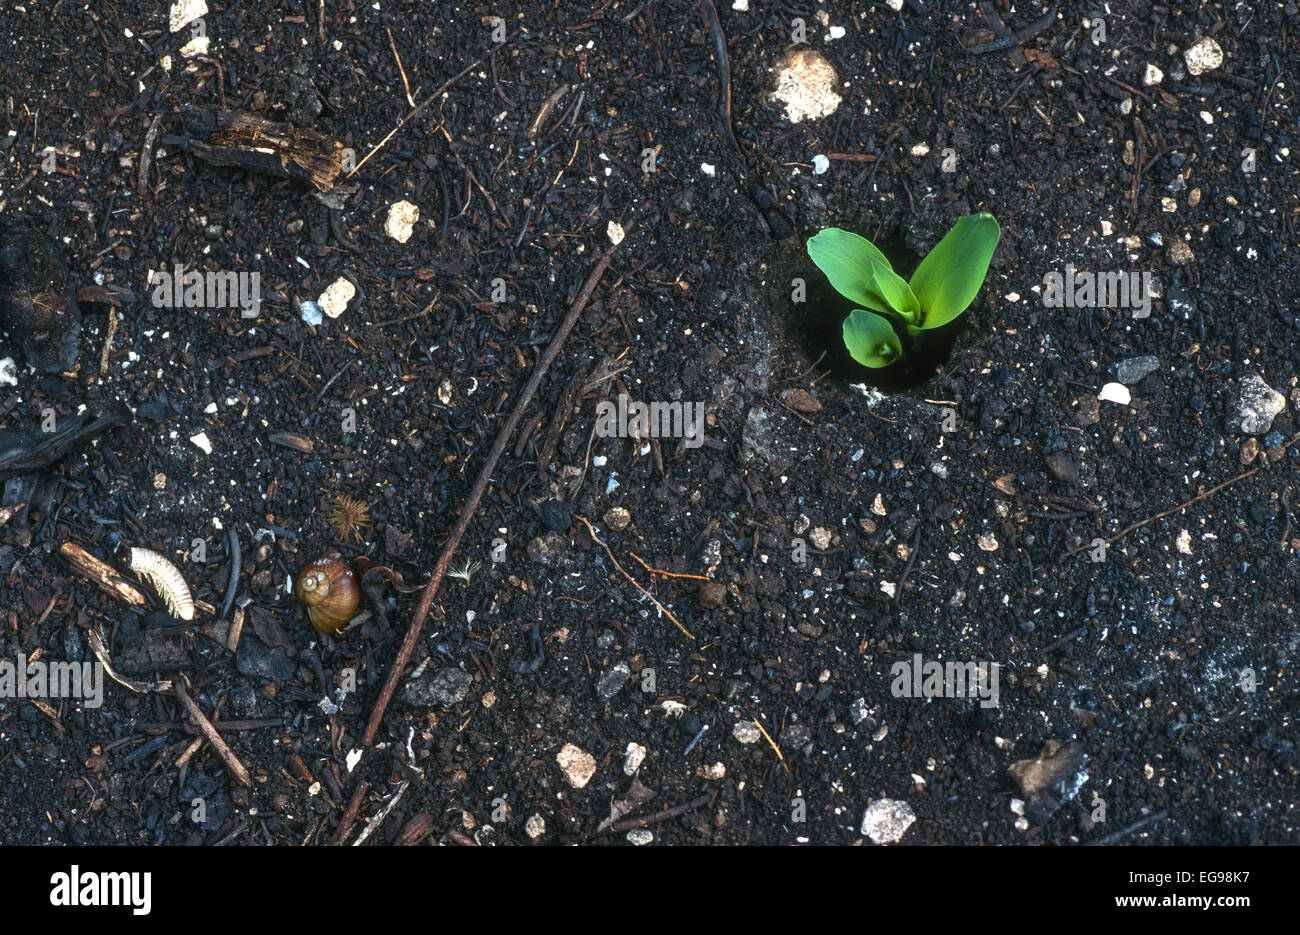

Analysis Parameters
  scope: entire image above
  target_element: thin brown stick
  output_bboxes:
[629,551,712,582]
[330,780,370,846]
[577,515,695,639]
[360,236,627,748]
[386,28,415,107]
[1061,433,1300,559]
[751,715,790,775]
[349,53,492,177]
[174,682,252,787]
[629,552,711,581]
[608,792,713,833]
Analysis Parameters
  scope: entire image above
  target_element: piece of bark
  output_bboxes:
[163,107,350,191]
[59,542,148,609]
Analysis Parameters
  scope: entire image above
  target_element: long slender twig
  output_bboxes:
[174,682,251,787]
[1061,433,1300,559]
[348,53,495,177]
[608,792,713,833]
[577,515,695,639]
[360,235,627,747]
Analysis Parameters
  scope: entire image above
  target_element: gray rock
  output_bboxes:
[1116,356,1159,385]
[596,662,630,701]
[860,798,916,844]
[402,666,473,707]
[526,531,569,567]
[236,637,298,682]
[1044,452,1079,485]
[779,722,811,749]
[849,697,870,725]
[1229,372,1286,435]
[1008,740,1089,824]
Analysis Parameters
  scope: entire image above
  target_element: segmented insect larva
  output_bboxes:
[127,548,195,621]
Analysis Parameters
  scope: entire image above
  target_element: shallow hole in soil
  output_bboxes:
[791,230,974,394]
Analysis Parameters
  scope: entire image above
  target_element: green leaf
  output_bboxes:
[908,213,1000,330]
[807,228,920,322]
[842,309,902,368]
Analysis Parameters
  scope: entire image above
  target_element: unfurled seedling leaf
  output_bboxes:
[842,308,902,368]
[906,213,1000,330]
[806,228,919,323]
[806,213,999,368]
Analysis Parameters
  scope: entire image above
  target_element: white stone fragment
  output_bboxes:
[318,277,356,319]
[1098,382,1131,405]
[770,49,841,123]
[623,742,647,776]
[812,153,830,174]
[1184,37,1223,76]
[0,358,16,387]
[180,35,209,57]
[860,798,916,844]
[607,220,625,245]
[169,0,208,33]
[1143,63,1163,86]
[525,814,546,839]
[188,431,212,455]
[556,743,597,788]
[384,200,419,243]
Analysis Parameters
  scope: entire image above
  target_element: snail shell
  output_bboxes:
[295,555,359,634]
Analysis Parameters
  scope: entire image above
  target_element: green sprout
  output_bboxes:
[806,213,1000,368]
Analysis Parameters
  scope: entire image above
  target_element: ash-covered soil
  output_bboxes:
[0,1,1296,845]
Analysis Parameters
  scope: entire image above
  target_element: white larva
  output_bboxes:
[128,548,195,621]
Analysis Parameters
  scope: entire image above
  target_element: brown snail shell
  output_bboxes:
[295,555,359,634]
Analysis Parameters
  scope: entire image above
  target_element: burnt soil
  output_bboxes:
[0,1,1297,846]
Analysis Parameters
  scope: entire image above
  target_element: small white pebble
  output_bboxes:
[384,200,419,243]
[1098,382,1132,405]
[180,35,209,58]
[700,162,716,177]
[189,432,212,455]
[977,533,999,552]
[1175,529,1193,555]
[1184,37,1223,76]
[0,358,17,387]
[910,142,931,157]
[623,743,647,776]
[607,220,625,245]
[1143,63,1163,86]
[299,300,323,326]
[318,277,356,319]
[731,0,748,9]
[168,0,207,33]
[827,25,845,41]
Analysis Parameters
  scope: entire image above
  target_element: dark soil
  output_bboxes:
[0,1,1297,846]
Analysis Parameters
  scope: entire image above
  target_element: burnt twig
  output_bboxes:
[174,682,252,787]
[966,6,1056,55]
[360,234,628,747]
